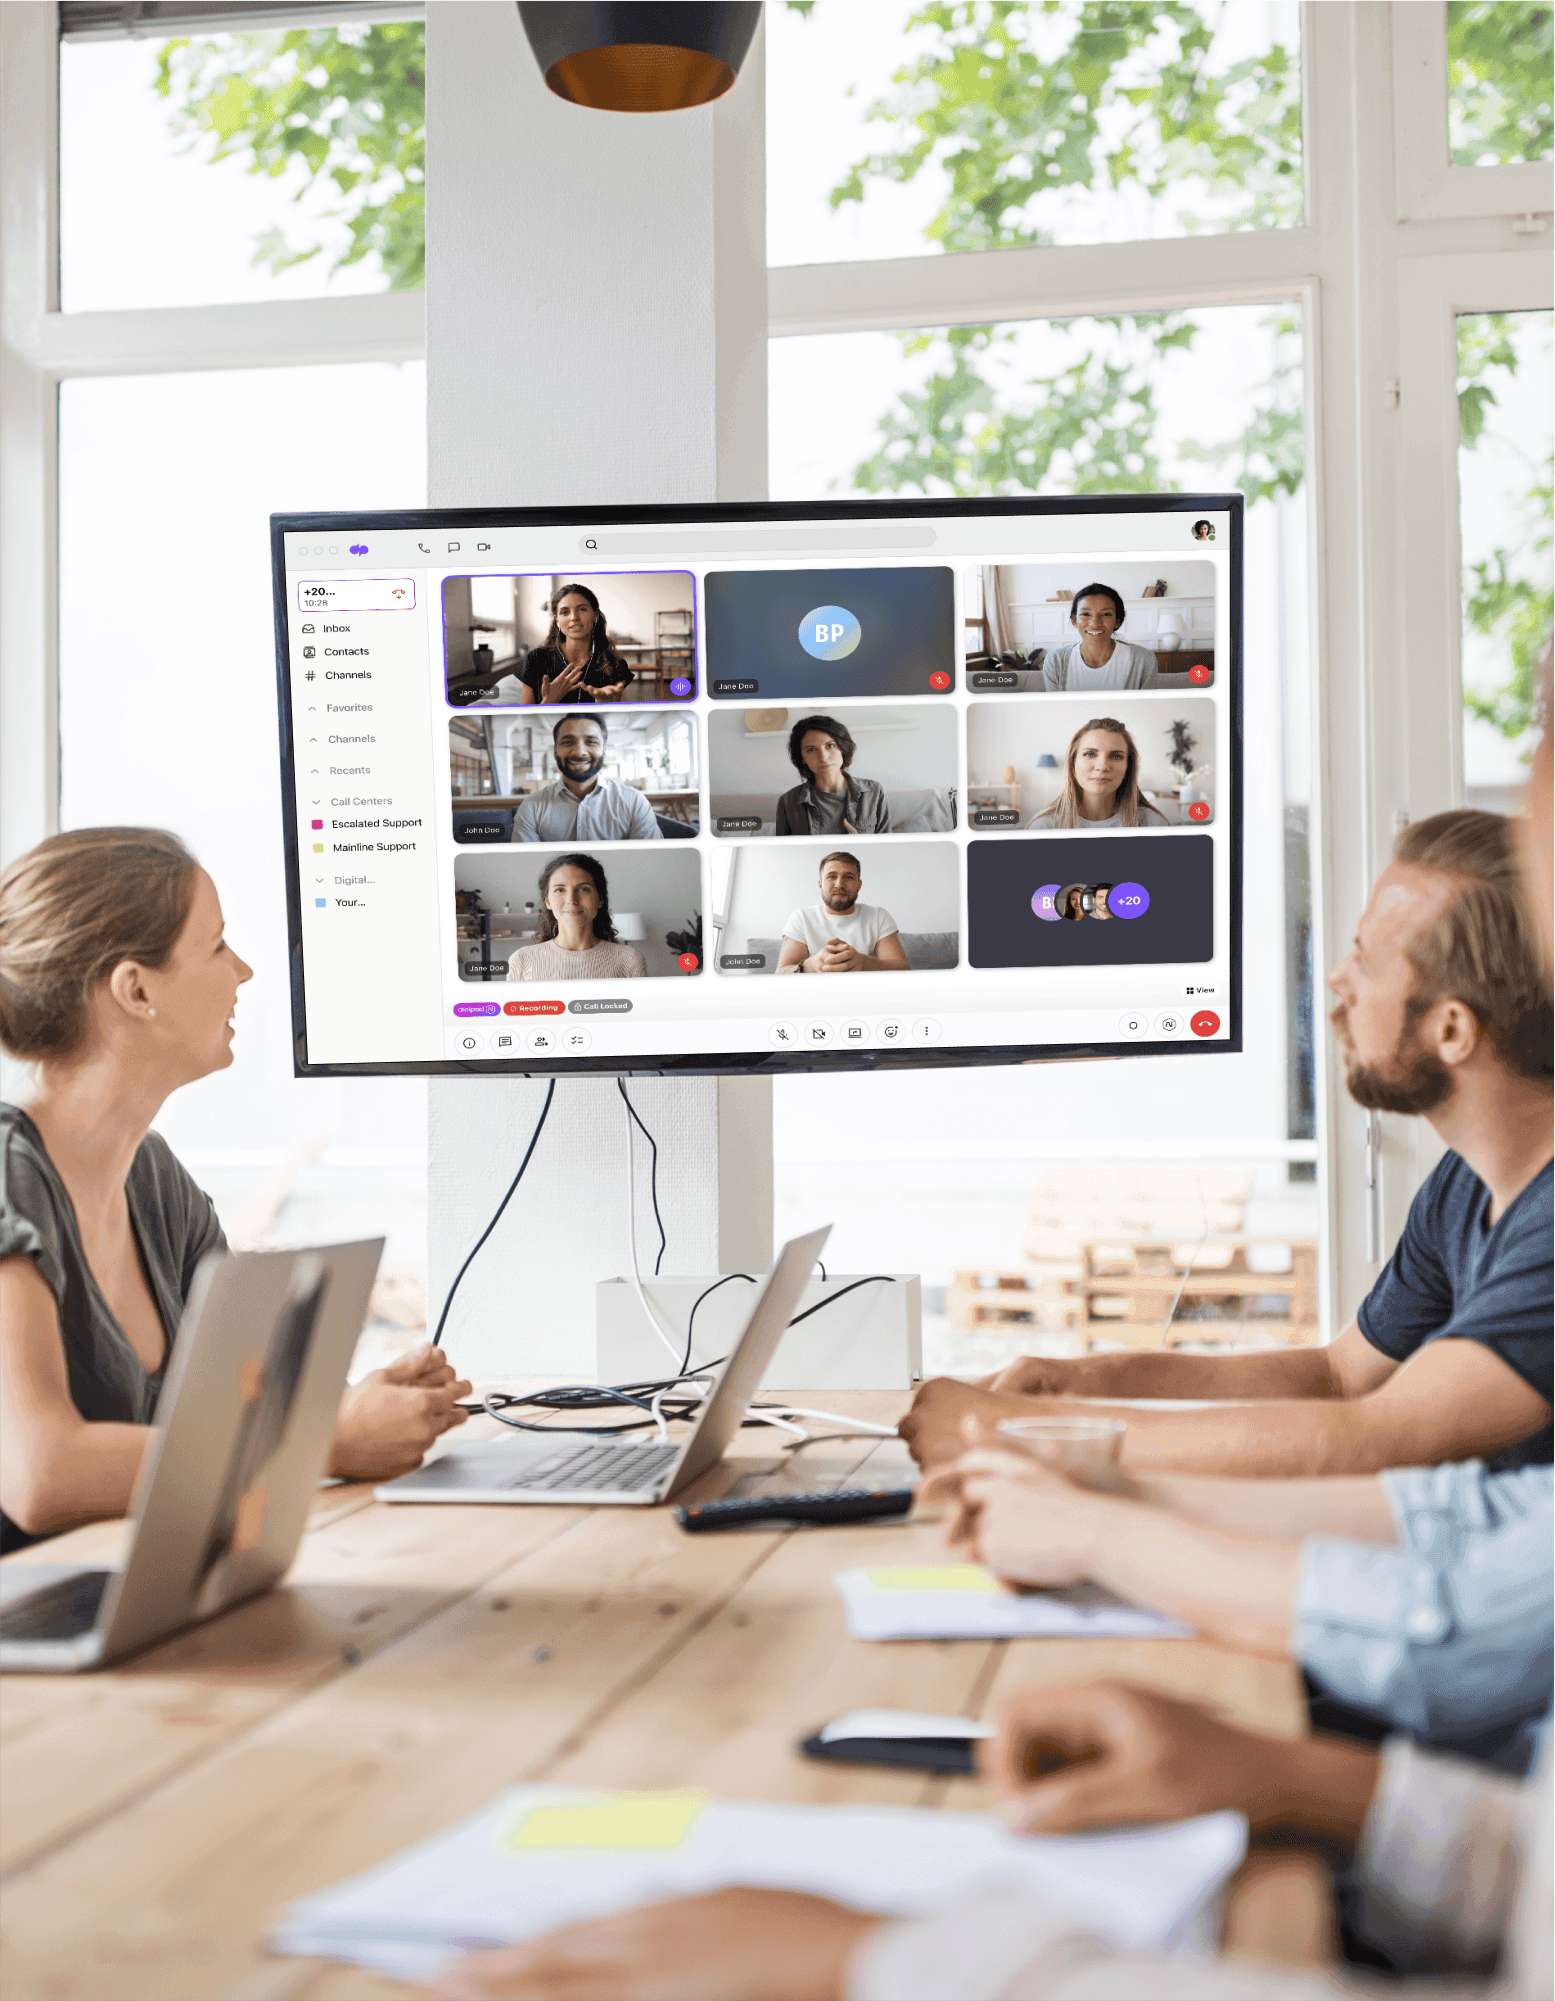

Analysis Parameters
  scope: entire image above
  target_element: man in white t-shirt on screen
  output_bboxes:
[775,851,910,973]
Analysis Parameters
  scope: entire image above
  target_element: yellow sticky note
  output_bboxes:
[866,1565,998,1593]
[506,1791,706,1851]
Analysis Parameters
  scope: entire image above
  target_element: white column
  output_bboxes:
[424,2,771,1381]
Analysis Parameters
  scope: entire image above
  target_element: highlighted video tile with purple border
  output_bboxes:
[968,836,1213,967]
[704,568,955,700]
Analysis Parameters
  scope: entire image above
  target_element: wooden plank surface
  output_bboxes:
[1,1394,1329,2000]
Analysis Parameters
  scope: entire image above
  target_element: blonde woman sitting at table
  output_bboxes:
[1026,717,1169,830]
[0,828,471,1549]
[507,853,645,981]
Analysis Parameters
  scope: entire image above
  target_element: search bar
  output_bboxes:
[578,526,938,557]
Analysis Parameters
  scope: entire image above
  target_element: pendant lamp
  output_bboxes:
[517,3,762,113]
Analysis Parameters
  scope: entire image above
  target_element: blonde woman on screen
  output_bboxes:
[1026,719,1169,831]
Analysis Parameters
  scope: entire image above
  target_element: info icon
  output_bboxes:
[1188,664,1211,685]
[1188,800,1211,822]
[928,670,953,692]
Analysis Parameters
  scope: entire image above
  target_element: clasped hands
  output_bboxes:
[804,936,863,973]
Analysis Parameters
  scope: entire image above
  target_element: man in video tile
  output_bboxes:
[1026,717,1169,829]
[519,583,633,705]
[1088,881,1115,920]
[774,715,890,837]
[512,716,661,843]
[775,852,909,974]
[1041,585,1158,693]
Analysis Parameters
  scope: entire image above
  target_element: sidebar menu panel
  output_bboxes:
[288,570,444,1064]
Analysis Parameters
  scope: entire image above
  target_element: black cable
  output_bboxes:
[462,1274,899,1437]
[617,1079,667,1276]
[431,1080,556,1349]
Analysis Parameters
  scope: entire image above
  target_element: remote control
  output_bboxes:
[673,1487,914,1532]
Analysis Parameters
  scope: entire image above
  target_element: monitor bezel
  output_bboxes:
[272,493,1244,1079]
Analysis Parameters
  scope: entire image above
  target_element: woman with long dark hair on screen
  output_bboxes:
[1040,584,1156,693]
[1026,717,1169,831]
[0,829,472,1548]
[507,853,645,981]
[519,584,634,706]
[1060,885,1087,922]
[774,715,890,837]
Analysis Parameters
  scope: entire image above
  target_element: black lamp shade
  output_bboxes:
[517,3,761,112]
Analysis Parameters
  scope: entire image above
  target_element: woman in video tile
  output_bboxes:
[518,584,634,706]
[1060,884,1087,921]
[1025,716,1169,831]
[1040,584,1157,693]
[774,715,891,837]
[507,853,645,980]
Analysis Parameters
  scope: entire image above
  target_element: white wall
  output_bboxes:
[509,568,696,651]
[709,703,957,804]
[426,2,772,1377]
[716,839,961,962]
[967,695,1217,810]
[994,559,1216,601]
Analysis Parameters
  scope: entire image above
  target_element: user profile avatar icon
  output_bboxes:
[798,605,861,662]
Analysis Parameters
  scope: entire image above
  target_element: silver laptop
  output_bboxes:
[0,1239,383,1673]
[376,1225,831,1507]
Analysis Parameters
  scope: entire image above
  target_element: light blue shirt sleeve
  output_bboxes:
[624,787,661,840]
[1294,1465,1553,1765]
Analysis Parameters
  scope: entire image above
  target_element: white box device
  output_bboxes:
[596,1272,922,1391]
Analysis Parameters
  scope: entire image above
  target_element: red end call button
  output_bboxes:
[928,670,952,691]
[1188,800,1211,822]
[1188,664,1211,685]
[1190,1009,1221,1037]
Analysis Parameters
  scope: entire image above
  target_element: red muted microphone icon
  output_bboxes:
[1188,801,1211,822]
[928,671,952,691]
[1188,664,1211,685]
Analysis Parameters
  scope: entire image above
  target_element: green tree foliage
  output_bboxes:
[793,1,1305,500]
[155,21,425,289]
[1457,313,1554,743]
[1447,2,1553,165]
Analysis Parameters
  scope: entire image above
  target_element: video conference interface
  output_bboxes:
[279,507,1239,1070]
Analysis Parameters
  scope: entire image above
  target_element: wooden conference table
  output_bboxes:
[0,1391,1333,2000]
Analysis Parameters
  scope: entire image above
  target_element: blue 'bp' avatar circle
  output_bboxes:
[798,605,861,661]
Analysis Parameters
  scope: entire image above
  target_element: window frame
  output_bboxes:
[1392,0,1555,222]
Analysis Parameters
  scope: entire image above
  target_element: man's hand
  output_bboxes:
[805,938,857,973]
[985,1681,1380,1846]
[898,1377,1038,1469]
[433,1888,884,2001]
[918,1449,1117,1583]
[328,1342,473,1481]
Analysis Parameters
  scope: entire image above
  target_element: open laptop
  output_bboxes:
[0,1239,383,1673]
[376,1225,831,1506]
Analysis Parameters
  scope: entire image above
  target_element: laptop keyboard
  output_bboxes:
[503,1442,681,1493]
[0,1568,112,1641]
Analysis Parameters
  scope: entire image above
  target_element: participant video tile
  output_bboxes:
[968,836,1213,967]
[450,708,700,844]
[967,696,1215,831]
[704,567,955,700]
[707,703,957,838]
[711,841,960,975]
[965,560,1215,694]
[455,847,704,982]
[443,570,697,708]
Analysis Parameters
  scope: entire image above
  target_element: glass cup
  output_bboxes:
[995,1416,1127,1488]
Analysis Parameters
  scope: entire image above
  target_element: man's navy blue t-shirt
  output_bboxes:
[1359,1152,1553,1471]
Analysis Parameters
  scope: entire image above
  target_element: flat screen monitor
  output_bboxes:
[271,496,1242,1077]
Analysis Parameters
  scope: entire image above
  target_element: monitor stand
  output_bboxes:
[427,1076,773,1382]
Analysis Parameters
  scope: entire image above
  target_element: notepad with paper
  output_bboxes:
[270,1785,1246,1980]
[833,1564,1193,1640]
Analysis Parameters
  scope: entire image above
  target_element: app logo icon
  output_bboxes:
[349,543,368,555]
[798,605,861,661]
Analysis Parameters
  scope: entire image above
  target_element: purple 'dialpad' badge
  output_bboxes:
[454,1002,501,1017]
[1107,884,1150,919]
[1031,883,1061,921]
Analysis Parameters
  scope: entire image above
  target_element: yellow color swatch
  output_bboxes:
[866,1566,998,1593]
[507,1791,707,1851]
